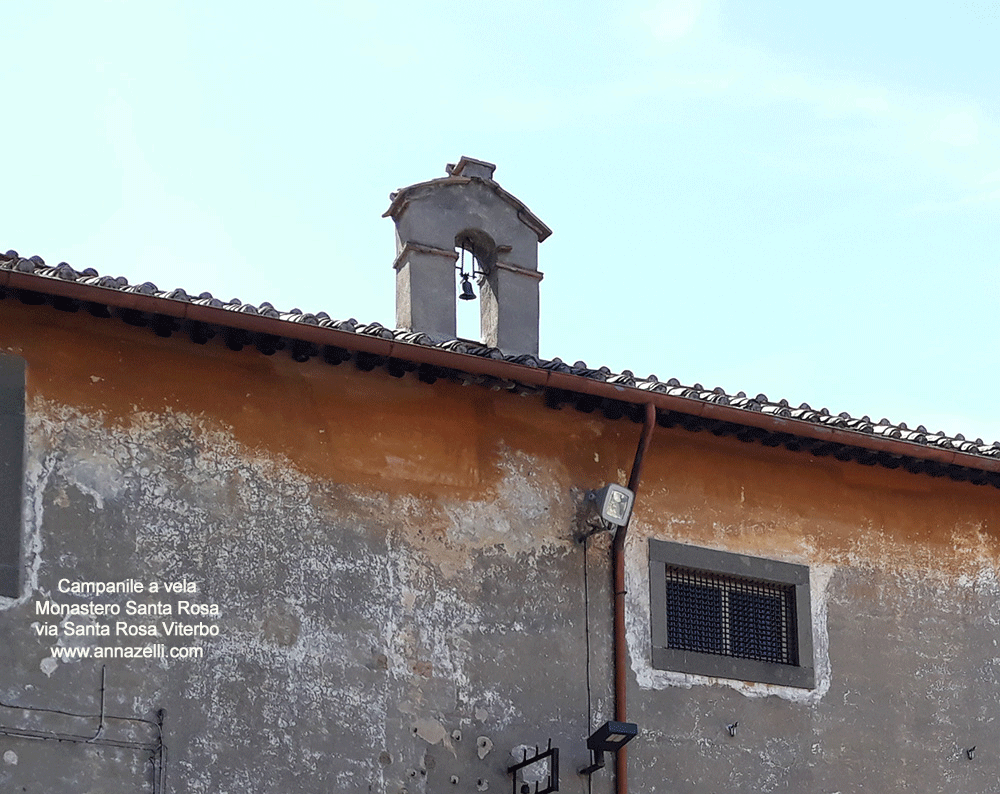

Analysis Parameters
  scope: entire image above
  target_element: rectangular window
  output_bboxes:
[649,539,814,688]
[0,354,25,598]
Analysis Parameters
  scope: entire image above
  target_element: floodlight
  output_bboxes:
[580,721,638,775]
[593,484,634,527]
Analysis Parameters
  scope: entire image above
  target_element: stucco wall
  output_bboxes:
[3,300,1000,793]
[623,429,1000,792]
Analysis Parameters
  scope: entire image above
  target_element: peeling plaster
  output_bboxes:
[7,346,1000,793]
[432,447,574,577]
[5,396,582,791]
[0,442,58,614]
[62,454,124,510]
[413,718,446,745]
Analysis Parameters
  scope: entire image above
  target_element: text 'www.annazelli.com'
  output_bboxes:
[49,644,204,660]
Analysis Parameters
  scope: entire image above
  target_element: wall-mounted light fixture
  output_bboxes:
[593,484,634,526]
[580,721,638,776]
[576,484,636,542]
[578,484,637,543]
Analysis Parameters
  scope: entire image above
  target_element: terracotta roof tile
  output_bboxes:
[2,249,997,460]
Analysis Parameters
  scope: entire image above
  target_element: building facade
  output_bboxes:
[2,162,1000,793]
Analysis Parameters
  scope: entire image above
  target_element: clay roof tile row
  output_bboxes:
[2,250,998,461]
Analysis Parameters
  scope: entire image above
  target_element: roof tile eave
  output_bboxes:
[2,250,998,475]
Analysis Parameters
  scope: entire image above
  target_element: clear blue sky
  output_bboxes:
[4,1,999,443]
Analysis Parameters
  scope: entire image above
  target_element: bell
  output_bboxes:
[459,274,476,301]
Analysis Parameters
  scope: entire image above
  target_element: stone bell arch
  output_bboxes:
[383,157,551,355]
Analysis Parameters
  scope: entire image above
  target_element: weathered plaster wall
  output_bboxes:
[4,400,597,793]
[3,300,1000,793]
[0,301,626,794]
[624,428,1000,792]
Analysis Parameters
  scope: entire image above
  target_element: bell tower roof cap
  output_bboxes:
[383,156,552,243]
[445,156,497,180]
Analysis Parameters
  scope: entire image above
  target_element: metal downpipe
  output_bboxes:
[612,402,656,794]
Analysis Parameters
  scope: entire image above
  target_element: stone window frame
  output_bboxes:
[649,538,814,689]
[0,354,24,598]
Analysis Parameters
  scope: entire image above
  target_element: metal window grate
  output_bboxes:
[664,566,798,666]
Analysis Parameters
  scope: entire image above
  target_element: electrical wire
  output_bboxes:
[0,667,166,792]
[85,665,106,742]
[0,725,157,750]
[0,695,160,728]
[159,740,168,794]
[0,726,165,792]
